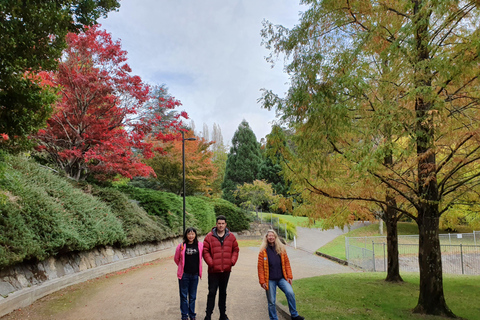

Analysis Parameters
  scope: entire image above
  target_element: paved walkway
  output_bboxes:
[1,224,368,320]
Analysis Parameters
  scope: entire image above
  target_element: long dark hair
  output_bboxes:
[183,227,198,245]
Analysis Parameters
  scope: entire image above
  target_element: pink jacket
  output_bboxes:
[174,241,204,279]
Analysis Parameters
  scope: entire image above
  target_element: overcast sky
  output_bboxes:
[99,0,303,145]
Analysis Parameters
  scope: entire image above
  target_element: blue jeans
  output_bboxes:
[266,278,299,320]
[179,273,199,319]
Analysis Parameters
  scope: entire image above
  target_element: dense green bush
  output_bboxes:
[0,155,126,269]
[186,196,216,234]
[0,154,250,270]
[88,186,170,245]
[120,186,202,236]
[211,198,250,232]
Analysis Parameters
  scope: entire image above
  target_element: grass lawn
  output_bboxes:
[278,273,480,320]
[318,222,420,260]
[317,222,476,261]
[256,212,322,228]
[237,239,262,247]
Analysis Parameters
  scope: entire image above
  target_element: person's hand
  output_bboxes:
[287,278,292,285]
[261,283,267,290]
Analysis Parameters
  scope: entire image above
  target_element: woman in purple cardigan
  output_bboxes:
[174,227,204,320]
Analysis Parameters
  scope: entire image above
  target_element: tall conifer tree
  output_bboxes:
[222,120,262,203]
[258,125,289,197]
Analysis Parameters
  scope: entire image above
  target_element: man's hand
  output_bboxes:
[287,278,292,285]
[261,283,267,290]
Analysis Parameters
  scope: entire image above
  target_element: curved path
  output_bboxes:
[1,225,367,320]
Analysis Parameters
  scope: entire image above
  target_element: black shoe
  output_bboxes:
[292,316,305,320]
[219,316,229,320]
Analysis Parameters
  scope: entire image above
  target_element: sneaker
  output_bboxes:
[292,316,305,320]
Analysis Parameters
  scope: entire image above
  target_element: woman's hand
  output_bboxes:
[287,278,292,285]
[261,283,267,290]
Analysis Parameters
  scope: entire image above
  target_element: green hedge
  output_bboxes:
[88,186,170,245]
[0,155,126,269]
[211,198,251,232]
[186,196,216,234]
[0,154,250,270]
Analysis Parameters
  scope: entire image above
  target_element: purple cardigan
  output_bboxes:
[174,241,204,279]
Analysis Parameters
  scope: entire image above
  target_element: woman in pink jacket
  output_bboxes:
[174,227,203,320]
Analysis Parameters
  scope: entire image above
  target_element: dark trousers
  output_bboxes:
[205,272,230,319]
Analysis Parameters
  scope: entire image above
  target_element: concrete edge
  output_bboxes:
[276,300,291,319]
[315,252,348,266]
[0,247,175,318]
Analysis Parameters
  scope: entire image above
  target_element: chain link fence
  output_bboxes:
[346,231,480,275]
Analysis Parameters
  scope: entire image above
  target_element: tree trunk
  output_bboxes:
[383,151,403,282]
[384,198,403,282]
[411,1,455,316]
[413,206,455,317]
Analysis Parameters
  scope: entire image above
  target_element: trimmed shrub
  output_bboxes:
[0,155,126,269]
[211,198,250,232]
[120,186,183,234]
[88,186,170,245]
[186,196,216,234]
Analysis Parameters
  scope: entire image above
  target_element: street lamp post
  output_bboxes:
[182,131,196,234]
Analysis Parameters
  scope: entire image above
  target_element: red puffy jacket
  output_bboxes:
[203,227,239,273]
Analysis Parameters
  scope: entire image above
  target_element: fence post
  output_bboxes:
[345,237,349,262]
[383,243,386,272]
[285,223,287,240]
[294,236,297,249]
[449,233,451,245]
[460,244,464,275]
[474,231,477,246]
[372,241,376,272]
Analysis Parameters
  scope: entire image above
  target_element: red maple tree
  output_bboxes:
[36,26,187,181]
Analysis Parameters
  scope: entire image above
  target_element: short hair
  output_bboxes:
[216,215,227,222]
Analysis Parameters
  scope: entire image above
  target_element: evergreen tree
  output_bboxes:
[258,125,289,197]
[222,120,262,203]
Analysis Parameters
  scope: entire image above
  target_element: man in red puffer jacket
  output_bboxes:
[202,215,240,320]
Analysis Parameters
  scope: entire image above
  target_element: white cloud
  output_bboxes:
[100,0,303,144]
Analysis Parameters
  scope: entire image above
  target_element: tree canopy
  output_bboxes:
[261,0,480,317]
[0,0,120,149]
[144,130,217,196]
[35,26,186,181]
[222,120,262,203]
[258,125,290,197]
[234,179,279,213]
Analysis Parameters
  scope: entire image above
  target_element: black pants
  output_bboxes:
[205,272,231,319]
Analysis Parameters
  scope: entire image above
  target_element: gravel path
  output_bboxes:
[1,224,368,320]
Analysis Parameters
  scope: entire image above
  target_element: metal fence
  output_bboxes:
[346,231,480,275]
[252,212,289,240]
